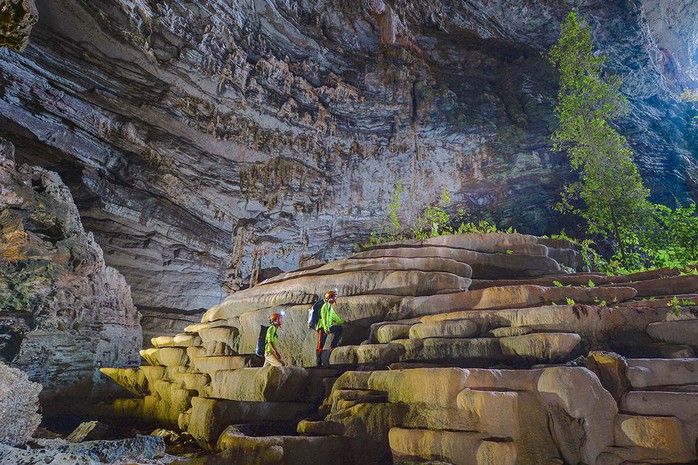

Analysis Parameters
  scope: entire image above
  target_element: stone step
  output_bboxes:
[647,320,698,347]
[183,396,317,451]
[213,432,350,465]
[620,391,698,435]
[622,343,695,359]
[409,319,478,339]
[399,284,636,319]
[626,358,698,390]
[207,366,326,403]
[597,445,698,465]
[329,343,406,366]
[388,427,515,465]
[189,355,261,374]
[353,243,566,279]
[622,274,698,298]
[139,347,189,367]
[614,414,695,460]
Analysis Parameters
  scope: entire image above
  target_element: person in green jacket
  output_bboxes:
[315,290,344,367]
[264,312,286,367]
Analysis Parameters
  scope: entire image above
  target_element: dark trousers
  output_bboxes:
[316,325,343,366]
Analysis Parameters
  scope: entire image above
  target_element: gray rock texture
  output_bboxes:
[0,138,141,416]
[0,0,696,326]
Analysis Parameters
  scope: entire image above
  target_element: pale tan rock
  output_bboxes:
[620,391,698,434]
[476,440,517,465]
[169,372,210,396]
[457,389,519,437]
[151,336,175,347]
[584,351,630,402]
[367,368,468,408]
[203,341,235,356]
[209,366,309,402]
[156,347,189,367]
[391,337,502,362]
[205,270,469,322]
[190,355,258,374]
[374,324,412,343]
[199,326,241,352]
[409,319,477,339]
[186,346,207,360]
[646,320,698,346]
[139,348,164,367]
[418,304,679,342]
[614,414,695,458]
[140,366,166,386]
[184,319,232,333]
[488,326,532,337]
[265,256,474,283]
[172,333,202,347]
[627,358,698,389]
[186,397,315,451]
[537,367,617,465]
[214,433,349,465]
[329,343,405,366]
[626,274,698,297]
[111,398,143,418]
[500,333,581,362]
[99,367,148,396]
[296,419,345,436]
[388,427,485,465]
[400,285,636,319]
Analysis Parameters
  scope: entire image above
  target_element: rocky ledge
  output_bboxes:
[0,137,142,416]
[102,232,698,464]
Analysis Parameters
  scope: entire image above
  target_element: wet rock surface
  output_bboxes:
[0,0,696,327]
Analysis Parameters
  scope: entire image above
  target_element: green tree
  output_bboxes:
[548,12,652,262]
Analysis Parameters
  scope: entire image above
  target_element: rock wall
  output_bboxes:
[102,232,698,464]
[0,0,696,327]
[0,138,141,416]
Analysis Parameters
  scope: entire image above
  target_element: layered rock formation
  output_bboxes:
[0,138,141,416]
[0,0,696,329]
[102,232,698,464]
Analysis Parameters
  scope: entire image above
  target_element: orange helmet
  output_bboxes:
[269,312,284,323]
[324,290,337,303]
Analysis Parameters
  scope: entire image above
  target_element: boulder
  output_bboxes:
[374,324,413,343]
[614,414,695,459]
[537,367,617,465]
[625,274,698,297]
[209,366,310,402]
[367,368,468,408]
[646,320,698,347]
[584,351,630,402]
[388,427,486,465]
[329,343,405,366]
[190,355,259,374]
[626,358,698,390]
[297,419,345,436]
[199,326,241,352]
[476,441,517,465]
[620,391,698,434]
[392,337,503,363]
[173,333,203,347]
[409,319,478,339]
[499,333,581,362]
[185,397,316,451]
[65,421,109,443]
[488,326,532,337]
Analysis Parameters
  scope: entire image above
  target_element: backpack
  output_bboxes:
[307,300,324,330]
[255,325,269,356]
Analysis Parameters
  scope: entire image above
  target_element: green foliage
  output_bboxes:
[553,280,563,287]
[667,296,696,316]
[565,297,576,305]
[587,279,595,288]
[549,12,652,263]
[361,185,513,248]
[0,261,57,311]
